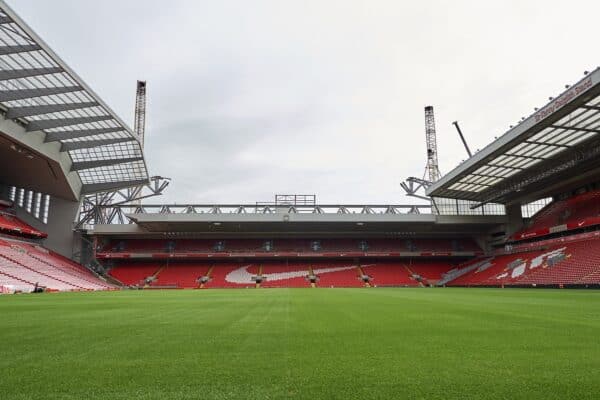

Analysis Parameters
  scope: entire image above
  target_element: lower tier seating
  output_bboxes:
[260,263,312,288]
[0,238,113,293]
[109,262,162,286]
[106,235,600,288]
[109,260,456,288]
[446,236,600,286]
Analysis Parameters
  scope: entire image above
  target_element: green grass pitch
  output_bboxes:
[1,288,599,399]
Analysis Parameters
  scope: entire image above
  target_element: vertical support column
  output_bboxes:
[505,203,524,238]
[44,197,82,258]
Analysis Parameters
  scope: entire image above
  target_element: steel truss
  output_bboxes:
[85,203,433,225]
[472,139,600,208]
[76,176,170,229]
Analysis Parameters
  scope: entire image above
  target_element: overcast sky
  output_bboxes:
[9,0,600,204]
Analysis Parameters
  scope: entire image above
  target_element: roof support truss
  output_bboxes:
[550,125,600,134]
[44,126,126,142]
[6,101,99,119]
[0,67,63,81]
[0,86,83,102]
[70,156,144,172]
[0,44,41,55]
[60,137,134,151]
[26,115,113,132]
[524,140,570,148]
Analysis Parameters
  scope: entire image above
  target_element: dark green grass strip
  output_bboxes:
[1,288,599,399]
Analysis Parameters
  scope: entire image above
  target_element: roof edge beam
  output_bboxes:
[7,101,99,119]
[44,126,126,142]
[0,67,63,81]
[61,137,134,151]
[71,156,144,172]
[26,115,113,132]
[0,85,83,102]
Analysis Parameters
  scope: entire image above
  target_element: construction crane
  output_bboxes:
[399,106,442,214]
[131,80,147,210]
[424,106,441,182]
[452,121,472,157]
[134,80,147,148]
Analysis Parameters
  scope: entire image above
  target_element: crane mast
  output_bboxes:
[424,106,441,182]
[134,80,147,148]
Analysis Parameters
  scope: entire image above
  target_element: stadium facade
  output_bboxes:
[0,1,599,292]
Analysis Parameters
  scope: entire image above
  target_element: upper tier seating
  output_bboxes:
[0,239,112,292]
[513,189,600,241]
[98,238,482,257]
[0,206,47,239]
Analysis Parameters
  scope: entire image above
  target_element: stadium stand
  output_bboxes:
[445,236,600,286]
[96,238,482,259]
[512,189,600,241]
[106,259,468,289]
[109,263,162,286]
[260,262,312,288]
[367,263,416,287]
[152,263,211,288]
[205,263,259,288]
[312,261,364,288]
[0,204,47,239]
[0,238,113,293]
[2,0,600,294]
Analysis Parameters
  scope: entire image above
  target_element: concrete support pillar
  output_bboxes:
[505,203,523,238]
[15,196,81,259]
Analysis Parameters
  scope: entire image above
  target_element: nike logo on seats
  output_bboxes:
[225,265,371,284]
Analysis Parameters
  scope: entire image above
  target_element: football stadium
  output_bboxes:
[1,1,599,399]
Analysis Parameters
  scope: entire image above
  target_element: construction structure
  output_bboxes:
[424,106,441,183]
[133,81,147,148]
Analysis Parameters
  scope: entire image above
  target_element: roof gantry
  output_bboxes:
[0,1,149,194]
[427,67,600,204]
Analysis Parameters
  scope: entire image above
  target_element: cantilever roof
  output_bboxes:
[427,67,600,204]
[0,1,149,193]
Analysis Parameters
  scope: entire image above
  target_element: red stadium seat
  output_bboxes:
[0,239,113,292]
